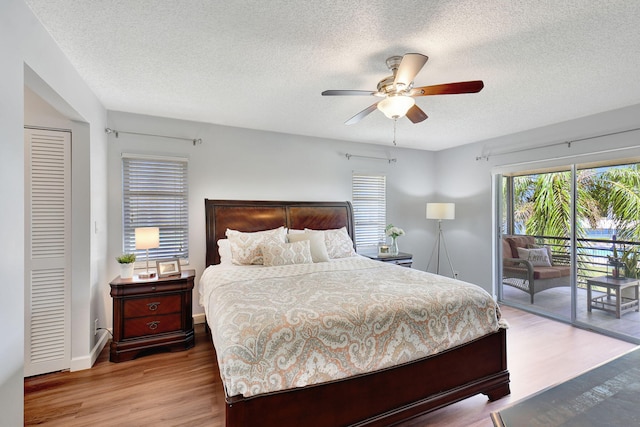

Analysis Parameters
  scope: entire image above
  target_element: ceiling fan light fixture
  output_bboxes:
[377,95,415,119]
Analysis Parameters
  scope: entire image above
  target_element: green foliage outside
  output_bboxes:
[509,164,640,278]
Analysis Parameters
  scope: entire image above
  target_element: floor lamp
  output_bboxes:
[426,203,457,278]
[135,227,159,279]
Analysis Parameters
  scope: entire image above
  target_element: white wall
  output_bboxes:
[1,1,108,424]
[106,103,640,317]
[106,111,437,317]
[434,103,640,292]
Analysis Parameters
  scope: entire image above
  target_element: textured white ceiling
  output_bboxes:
[24,0,640,151]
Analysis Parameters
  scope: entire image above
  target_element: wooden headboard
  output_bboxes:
[205,199,355,266]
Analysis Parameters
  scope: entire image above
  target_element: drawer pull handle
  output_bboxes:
[147,302,161,311]
[147,321,160,330]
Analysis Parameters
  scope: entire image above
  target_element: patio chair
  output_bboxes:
[502,235,571,303]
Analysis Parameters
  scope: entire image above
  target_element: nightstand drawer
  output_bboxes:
[123,313,182,339]
[123,295,181,318]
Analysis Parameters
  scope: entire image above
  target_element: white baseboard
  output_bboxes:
[193,313,206,325]
[70,329,110,372]
[71,316,204,372]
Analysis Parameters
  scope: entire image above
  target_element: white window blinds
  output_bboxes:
[122,155,189,261]
[352,173,386,249]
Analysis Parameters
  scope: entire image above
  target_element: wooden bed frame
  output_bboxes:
[204,199,510,427]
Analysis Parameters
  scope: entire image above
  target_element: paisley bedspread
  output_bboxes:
[199,256,505,398]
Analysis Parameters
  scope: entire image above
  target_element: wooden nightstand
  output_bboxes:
[361,251,413,268]
[109,269,195,362]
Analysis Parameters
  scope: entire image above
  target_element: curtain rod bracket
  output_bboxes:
[105,127,119,138]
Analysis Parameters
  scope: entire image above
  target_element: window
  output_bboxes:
[352,173,386,249]
[122,155,189,261]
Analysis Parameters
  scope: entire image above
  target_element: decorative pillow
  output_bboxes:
[261,240,312,267]
[306,227,357,259]
[517,247,552,267]
[527,244,553,264]
[226,226,287,265]
[506,235,536,258]
[217,239,232,264]
[287,231,330,263]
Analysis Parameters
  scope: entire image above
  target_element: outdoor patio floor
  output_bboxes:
[501,283,640,342]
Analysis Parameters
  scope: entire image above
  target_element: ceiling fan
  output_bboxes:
[321,53,484,125]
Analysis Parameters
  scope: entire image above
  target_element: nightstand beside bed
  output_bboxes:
[361,251,413,268]
[109,269,195,362]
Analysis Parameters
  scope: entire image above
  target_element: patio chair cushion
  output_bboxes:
[502,234,572,303]
[503,239,516,266]
[503,235,572,279]
[505,235,536,258]
[532,265,570,280]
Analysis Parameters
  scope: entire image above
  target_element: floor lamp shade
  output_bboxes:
[135,227,159,278]
[426,203,456,278]
[426,203,455,220]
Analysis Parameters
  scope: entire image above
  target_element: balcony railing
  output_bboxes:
[526,235,639,286]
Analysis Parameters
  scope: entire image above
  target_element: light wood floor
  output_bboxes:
[502,285,640,340]
[25,306,637,427]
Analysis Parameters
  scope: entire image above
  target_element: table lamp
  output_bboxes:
[135,227,159,279]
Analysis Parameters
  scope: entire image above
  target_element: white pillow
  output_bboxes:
[226,226,287,265]
[261,240,312,267]
[517,247,551,267]
[217,239,232,264]
[287,231,330,263]
[528,244,553,264]
[305,227,357,259]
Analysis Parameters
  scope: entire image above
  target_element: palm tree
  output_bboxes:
[510,164,640,277]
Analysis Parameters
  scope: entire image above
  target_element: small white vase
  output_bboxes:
[120,263,134,279]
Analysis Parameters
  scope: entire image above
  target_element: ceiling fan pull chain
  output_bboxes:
[393,118,397,145]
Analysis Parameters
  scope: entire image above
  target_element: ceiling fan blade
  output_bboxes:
[405,105,428,124]
[410,80,484,96]
[345,103,378,125]
[393,53,428,88]
[322,90,377,96]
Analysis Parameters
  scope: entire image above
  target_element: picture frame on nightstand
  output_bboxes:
[156,258,181,277]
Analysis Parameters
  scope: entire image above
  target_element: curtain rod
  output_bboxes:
[476,126,640,161]
[105,128,203,145]
[345,153,397,164]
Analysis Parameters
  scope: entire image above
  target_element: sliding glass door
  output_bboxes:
[496,161,640,343]
[498,167,573,321]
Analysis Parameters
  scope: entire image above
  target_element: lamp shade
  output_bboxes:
[426,203,455,220]
[135,227,160,250]
[377,95,415,119]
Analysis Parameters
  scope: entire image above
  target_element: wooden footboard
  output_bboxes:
[224,328,509,427]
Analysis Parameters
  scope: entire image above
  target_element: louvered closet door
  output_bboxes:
[24,128,71,377]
